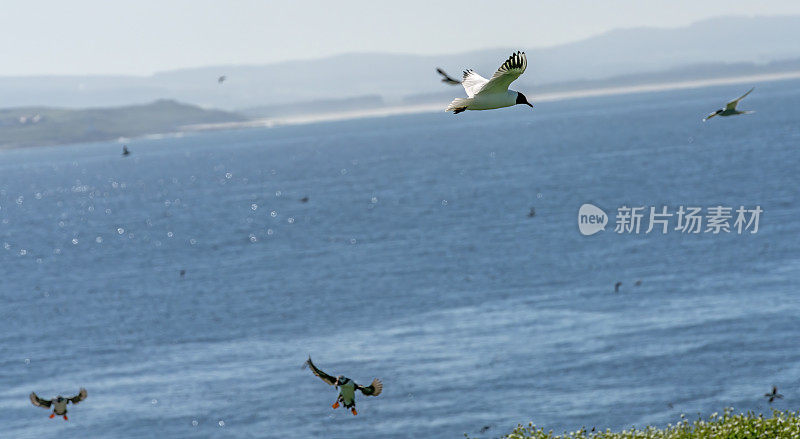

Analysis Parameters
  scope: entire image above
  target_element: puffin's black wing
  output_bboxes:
[436,68,462,85]
[304,357,338,386]
[69,388,87,404]
[30,392,52,408]
[357,378,383,396]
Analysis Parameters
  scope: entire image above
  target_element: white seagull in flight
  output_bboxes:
[703,87,755,121]
[445,51,532,114]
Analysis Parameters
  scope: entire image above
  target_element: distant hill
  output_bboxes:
[0,99,246,149]
[1,16,799,110]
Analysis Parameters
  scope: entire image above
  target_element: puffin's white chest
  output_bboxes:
[469,91,517,110]
[338,381,356,404]
[53,400,68,414]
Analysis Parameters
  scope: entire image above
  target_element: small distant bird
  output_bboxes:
[218,75,226,84]
[436,67,461,85]
[179,269,186,277]
[30,388,87,420]
[122,145,130,156]
[703,87,755,121]
[528,207,536,218]
[634,280,642,286]
[445,51,532,114]
[304,356,382,416]
[479,425,491,433]
[300,196,309,203]
[764,386,783,403]
[614,281,622,293]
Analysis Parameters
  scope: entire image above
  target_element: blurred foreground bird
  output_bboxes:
[30,388,87,420]
[304,356,382,415]
[765,386,783,403]
[436,68,461,85]
[445,51,532,114]
[703,87,754,121]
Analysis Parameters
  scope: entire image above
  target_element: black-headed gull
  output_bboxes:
[703,87,754,121]
[304,356,382,416]
[445,51,532,114]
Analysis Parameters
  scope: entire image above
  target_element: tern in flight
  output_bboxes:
[703,87,755,121]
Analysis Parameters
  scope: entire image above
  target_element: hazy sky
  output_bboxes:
[3,0,800,76]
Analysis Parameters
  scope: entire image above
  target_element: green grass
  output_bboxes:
[471,409,800,439]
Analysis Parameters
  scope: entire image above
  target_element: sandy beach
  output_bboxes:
[182,70,800,132]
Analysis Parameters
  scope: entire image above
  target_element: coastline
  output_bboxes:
[182,70,800,133]
[2,70,799,152]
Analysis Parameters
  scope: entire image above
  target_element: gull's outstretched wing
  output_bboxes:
[30,392,52,408]
[476,51,527,95]
[461,70,489,97]
[69,388,87,404]
[357,378,383,396]
[304,357,338,386]
[725,87,754,110]
[436,68,461,85]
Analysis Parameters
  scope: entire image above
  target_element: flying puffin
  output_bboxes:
[764,386,783,403]
[30,388,87,420]
[304,356,382,415]
[703,87,755,121]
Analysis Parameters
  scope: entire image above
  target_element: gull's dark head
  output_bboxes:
[516,92,533,108]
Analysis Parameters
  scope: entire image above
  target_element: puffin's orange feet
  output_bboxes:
[331,402,340,409]
[49,413,55,419]
[351,408,358,416]
[63,415,68,421]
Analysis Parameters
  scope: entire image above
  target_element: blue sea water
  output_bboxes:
[1,80,799,438]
